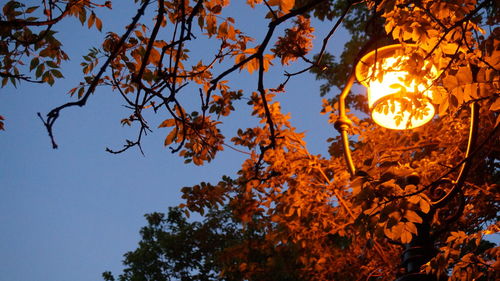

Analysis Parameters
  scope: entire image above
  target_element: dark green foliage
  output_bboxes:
[104,207,240,281]
[103,207,305,281]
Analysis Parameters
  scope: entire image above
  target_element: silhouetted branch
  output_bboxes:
[39,0,151,148]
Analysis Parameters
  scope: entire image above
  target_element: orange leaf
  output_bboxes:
[405,210,423,224]
[401,230,412,244]
[95,17,102,31]
[164,128,177,146]
[158,118,176,128]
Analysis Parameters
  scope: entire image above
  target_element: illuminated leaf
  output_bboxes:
[25,6,38,13]
[164,128,177,146]
[419,199,430,214]
[206,14,217,36]
[88,11,95,28]
[490,98,500,111]
[405,210,422,224]
[405,222,418,235]
[401,229,412,244]
[456,67,473,85]
[95,17,103,31]
[441,43,458,55]
[280,0,295,13]
[158,119,176,128]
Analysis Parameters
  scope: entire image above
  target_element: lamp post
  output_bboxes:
[334,44,479,281]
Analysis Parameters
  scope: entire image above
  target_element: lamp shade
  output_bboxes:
[355,44,438,130]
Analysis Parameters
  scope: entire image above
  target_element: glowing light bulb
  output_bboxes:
[355,45,438,130]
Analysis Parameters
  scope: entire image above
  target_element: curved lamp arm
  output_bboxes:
[334,70,357,176]
[431,101,479,208]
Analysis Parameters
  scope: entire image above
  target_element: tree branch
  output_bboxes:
[39,0,151,148]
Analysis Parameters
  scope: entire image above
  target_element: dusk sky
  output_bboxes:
[0,2,347,281]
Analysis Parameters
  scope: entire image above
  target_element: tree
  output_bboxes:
[2,0,499,280]
[102,206,305,281]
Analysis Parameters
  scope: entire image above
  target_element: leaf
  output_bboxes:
[158,119,176,128]
[77,8,86,24]
[25,6,38,13]
[443,74,459,90]
[385,19,395,35]
[30,57,39,71]
[268,0,279,7]
[210,5,222,14]
[51,69,64,78]
[120,118,131,126]
[95,17,102,31]
[42,71,54,86]
[490,97,500,111]
[78,87,85,98]
[134,30,143,39]
[88,11,95,28]
[280,0,295,13]
[35,63,45,78]
[455,67,473,85]
[438,97,449,116]
[401,229,412,244]
[47,74,55,86]
[197,15,204,29]
[405,210,423,223]
[268,0,295,13]
[164,128,177,146]
[244,57,259,74]
[407,195,420,204]
[206,14,217,36]
[148,48,160,64]
[218,21,228,38]
[46,61,59,68]
[419,199,430,214]
[67,87,77,96]
[441,43,458,55]
[384,225,396,240]
[405,222,418,235]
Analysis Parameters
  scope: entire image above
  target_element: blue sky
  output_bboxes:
[0,2,347,281]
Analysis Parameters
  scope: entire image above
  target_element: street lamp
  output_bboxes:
[334,43,479,281]
[355,44,439,130]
